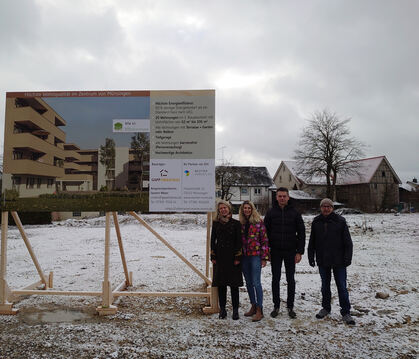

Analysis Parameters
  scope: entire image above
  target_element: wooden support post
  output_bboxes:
[48,271,54,289]
[203,211,218,314]
[202,285,219,314]
[113,291,210,298]
[203,255,219,313]
[129,211,211,286]
[11,211,48,288]
[112,212,132,286]
[205,212,211,279]
[0,212,18,314]
[12,289,102,296]
[97,212,117,315]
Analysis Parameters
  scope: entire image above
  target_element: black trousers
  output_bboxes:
[271,251,296,309]
[218,286,239,309]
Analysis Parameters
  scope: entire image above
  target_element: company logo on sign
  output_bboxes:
[184,170,190,176]
[112,119,150,133]
[114,122,123,130]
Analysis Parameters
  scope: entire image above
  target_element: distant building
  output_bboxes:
[286,190,322,214]
[273,156,401,212]
[216,166,273,214]
[273,160,326,198]
[399,178,419,211]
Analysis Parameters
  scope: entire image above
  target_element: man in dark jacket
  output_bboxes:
[264,187,305,319]
[308,198,355,325]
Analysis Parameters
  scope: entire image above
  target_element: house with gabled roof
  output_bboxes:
[273,160,327,198]
[216,166,273,214]
[273,156,401,212]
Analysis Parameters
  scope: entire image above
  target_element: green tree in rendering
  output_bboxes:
[99,138,116,190]
[130,133,150,191]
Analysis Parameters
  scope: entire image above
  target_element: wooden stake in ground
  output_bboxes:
[0,212,18,314]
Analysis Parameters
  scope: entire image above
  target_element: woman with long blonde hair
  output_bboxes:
[239,201,269,321]
[211,200,243,320]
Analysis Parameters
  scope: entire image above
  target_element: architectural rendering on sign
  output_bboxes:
[1,90,215,212]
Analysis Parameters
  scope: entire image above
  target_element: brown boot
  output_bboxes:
[252,306,263,322]
[244,304,256,317]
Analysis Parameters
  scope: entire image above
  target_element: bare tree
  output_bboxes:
[130,133,150,191]
[294,109,364,200]
[215,161,241,201]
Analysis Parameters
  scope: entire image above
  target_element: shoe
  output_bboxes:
[232,308,239,320]
[287,308,296,319]
[219,308,227,319]
[252,306,263,322]
[244,304,257,317]
[270,307,279,318]
[342,313,355,325]
[315,308,330,319]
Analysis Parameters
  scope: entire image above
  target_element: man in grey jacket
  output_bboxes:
[308,198,355,325]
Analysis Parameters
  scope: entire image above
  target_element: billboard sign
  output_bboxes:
[1,90,215,212]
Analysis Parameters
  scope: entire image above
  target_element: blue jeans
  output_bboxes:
[242,256,263,308]
[319,266,351,316]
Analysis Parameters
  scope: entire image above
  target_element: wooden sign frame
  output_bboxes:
[0,211,219,315]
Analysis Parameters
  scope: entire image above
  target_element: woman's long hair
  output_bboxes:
[212,199,233,222]
[239,200,261,224]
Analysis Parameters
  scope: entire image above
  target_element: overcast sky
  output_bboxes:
[1,0,418,182]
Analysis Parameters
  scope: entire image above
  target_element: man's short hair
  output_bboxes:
[320,198,334,208]
[276,187,289,194]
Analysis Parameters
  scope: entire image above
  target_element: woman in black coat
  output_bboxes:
[211,200,243,320]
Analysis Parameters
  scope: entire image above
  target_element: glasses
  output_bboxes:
[321,205,332,208]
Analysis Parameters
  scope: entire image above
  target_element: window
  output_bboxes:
[241,188,248,194]
[382,171,386,177]
[26,177,35,189]
[289,174,292,181]
[37,178,42,188]
[279,175,282,182]
[13,125,24,134]
[13,151,23,159]
[12,176,21,190]
[47,179,54,188]
[254,188,261,195]
[72,211,81,217]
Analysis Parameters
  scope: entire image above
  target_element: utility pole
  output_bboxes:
[218,146,227,165]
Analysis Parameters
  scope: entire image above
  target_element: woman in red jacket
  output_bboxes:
[239,201,269,322]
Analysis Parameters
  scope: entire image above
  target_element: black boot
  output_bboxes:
[219,308,227,319]
[232,308,239,320]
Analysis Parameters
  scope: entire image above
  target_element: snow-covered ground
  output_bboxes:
[0,213,418,359]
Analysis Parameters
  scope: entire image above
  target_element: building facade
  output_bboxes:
[3,96,66,197]
[273,156,401,212]
[216,166,273,214]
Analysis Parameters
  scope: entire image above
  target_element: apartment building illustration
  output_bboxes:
[3,96,67,197]
[2,95,150,200]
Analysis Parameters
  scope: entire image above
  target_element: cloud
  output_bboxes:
[0,0,418,182]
